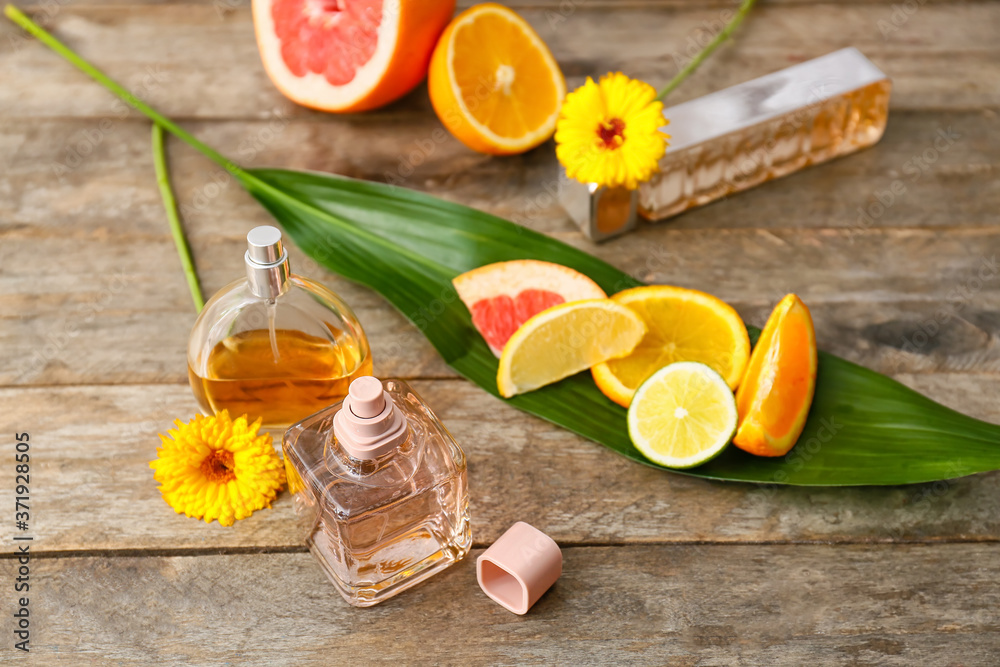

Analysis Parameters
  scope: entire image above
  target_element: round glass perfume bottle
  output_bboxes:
[188,226,372,430]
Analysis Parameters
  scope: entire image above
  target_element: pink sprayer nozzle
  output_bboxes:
[348,376,386,418]
[334,376,408,460]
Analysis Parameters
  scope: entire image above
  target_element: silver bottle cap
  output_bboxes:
[245,226,291,299]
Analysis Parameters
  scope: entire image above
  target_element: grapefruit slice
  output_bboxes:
[252,0,456,112]
[453,260,606,357]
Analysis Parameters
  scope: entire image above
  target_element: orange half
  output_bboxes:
[734,294,818,457]
[428,3,566,155]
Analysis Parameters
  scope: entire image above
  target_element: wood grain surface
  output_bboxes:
[3,544,999,664]
[2,378,1000,553]
[3,112,999,385]
[1,0,999,663]
[3,3,1000,120]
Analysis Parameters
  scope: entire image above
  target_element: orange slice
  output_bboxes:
[734,294,818,457]
[428,3,566,155]
[453,260,606,357]
[592,286,751,408]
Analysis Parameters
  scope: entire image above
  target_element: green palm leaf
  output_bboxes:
[8,3,999,485]
[245,168,1000,486]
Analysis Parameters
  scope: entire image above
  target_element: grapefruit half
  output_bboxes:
[252,0,456,112]
[452,260,607,357]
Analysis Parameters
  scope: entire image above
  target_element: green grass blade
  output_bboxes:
[152,125,204,312]
[655,0,757,102]
[5,4,237,172]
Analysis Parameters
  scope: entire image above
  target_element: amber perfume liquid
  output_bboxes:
[561,48,893,241]
[188,226,372,430]
[189,328,373,428]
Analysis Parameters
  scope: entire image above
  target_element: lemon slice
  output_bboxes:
[497,299,646,398]
[627,362,737,468]
[592,285,751,408]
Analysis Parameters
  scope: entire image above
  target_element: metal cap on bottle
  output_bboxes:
[245,226,291,299]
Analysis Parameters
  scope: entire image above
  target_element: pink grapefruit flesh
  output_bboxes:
[271,0,381,86]
[252,0,455,112]
[471,289,566,355]
[453,260,607,357]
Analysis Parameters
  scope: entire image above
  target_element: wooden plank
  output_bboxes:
[4,544,999,663]
[3,224,999,385]
[8,269,1000,386]
[0,3,995,662]
[2,377,999,553]
[2,109,998,385]
[2,3,999,120]
[6,111,997,237]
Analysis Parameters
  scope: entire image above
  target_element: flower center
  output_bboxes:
[597,118,626,149]
[201,450,236,483]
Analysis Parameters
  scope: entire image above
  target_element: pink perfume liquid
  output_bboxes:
[283,378,471,607]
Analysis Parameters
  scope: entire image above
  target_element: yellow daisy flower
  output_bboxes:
[150,411,285,527]
[555,72,670,190]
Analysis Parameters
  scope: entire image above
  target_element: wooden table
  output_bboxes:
[2,0,1000,663]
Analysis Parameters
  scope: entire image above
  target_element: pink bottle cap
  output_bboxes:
[477,522,562,615]
[333,376,408,460]
[347,376,385,418]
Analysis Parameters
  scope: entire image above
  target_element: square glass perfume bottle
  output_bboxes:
[283,376,471,607]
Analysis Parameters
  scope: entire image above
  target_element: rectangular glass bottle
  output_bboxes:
[639,47,891,221]
[560,48,892,241]
[282,378,471,607]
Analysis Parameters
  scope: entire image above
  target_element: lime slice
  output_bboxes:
[627,361,737,468]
